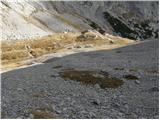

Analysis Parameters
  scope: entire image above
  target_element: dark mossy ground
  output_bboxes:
[59,69,124,89]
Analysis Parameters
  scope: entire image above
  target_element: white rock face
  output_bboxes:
[0,1,159,40]
[0,1,51,40]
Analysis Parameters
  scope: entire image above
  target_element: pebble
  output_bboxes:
[135,80,140,84]
[154,115,159,119]
[121,100,127,105]
[55,110,62,114]
[29,114,34,119]
[89,112,96,118]
[67,47,72,49]
[112,102,120,108]
[117,112,123,117]
[63,108,67,111]
[84,44,93,48]
[74,45,81,49]
[66,97,71,100]
[149,87,159,92]
[70,100,76,105]
[91,99,101,105]
[94,84,100,89]
[17,88,23,91]
[51,73,59,77]
[18,99,22,102]
[129,113,138,118]
[16,117,23,119]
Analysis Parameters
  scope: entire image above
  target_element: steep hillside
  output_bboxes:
[0,1,159,40]
[0,1,50,40]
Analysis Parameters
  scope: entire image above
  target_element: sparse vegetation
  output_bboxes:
[31,110,54,119]
[32,92,48,98]
[30,106,55,119]
[1,32,134,71]
[122,12,135,18]
[2,38,56,64]
[59,69,124,88]
[89,21,100,30]
[1,33,77,64]
[103,11,139,40]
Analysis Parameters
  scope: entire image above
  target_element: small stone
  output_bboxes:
[154,115,159,119]
[64,114,69,118]
[109,40,114,44]
[92,73,104,78]
[91,99,100,105]
[66,97,71,100]
[55,110,61,114]
[100,70,109,77]
[118,94,124,98]
[129,113,138,118]
[51,105,56,110]
[121,100,127,105]
[149,87,159,92]
[51,73,59,77]
[80,110,87,114]
[67,47,72,49]
[18,99,22,102]
[74,45,81,48]
[117,112,123,117]
[124,104,129,112]
[63,108,67,111]
[120,104,129,113]
[112,102,120,108]
[29,114,34,119]
[84,44,93,48]
[36,110,41,112]
[89,112,96,118]
[70,100,76,105]
[17,88,23,91]
[16,117,23,119]
[135,80,140,84]
[94,84,100,89]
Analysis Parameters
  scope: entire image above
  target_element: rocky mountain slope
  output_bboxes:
[1,40,158,119]
[1,1,159,40]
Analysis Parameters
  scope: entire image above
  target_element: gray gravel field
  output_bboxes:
[1,40,159,119]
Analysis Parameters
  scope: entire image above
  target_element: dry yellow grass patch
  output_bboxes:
[1,33,78,64]
[31,110,54,119]
[1,32,135,70]
[2,39,55,64]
